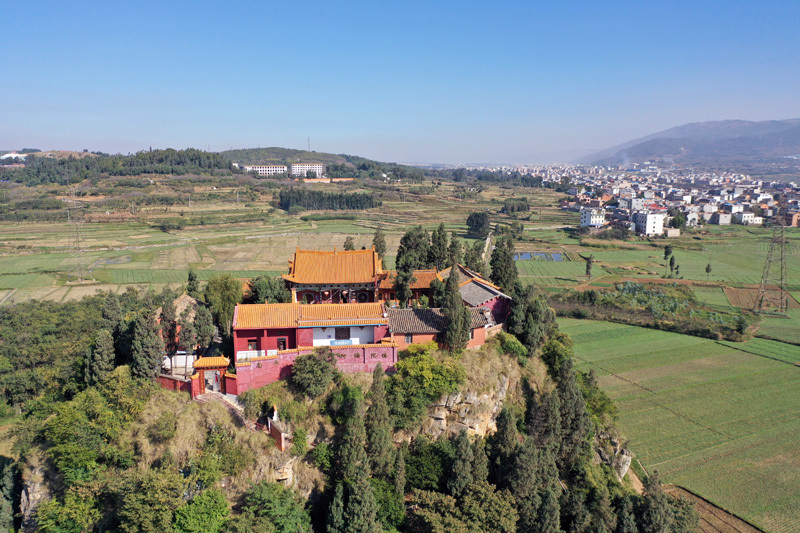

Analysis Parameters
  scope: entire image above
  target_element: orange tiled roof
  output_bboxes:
[438,264,503,291]
[193,356,230,369]
[282,248,383,284]
[234,302,387,329]
[377,269,439,290]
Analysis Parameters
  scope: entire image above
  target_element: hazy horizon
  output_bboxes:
[2,1,799,164]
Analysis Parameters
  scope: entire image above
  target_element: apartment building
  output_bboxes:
[291,163,325,178]
[243,165,288,177]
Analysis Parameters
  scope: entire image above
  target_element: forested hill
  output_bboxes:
[220,147,352,166]
[0,148,239,186]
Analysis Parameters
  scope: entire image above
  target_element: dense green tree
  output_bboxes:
[464,240,486,275]
[366,364,394,478]
[410,481,518,533]
[561,490,592,533]
[394,263,416,308]
[406,437,456,492]
[244,276,291,304]
[194,306,215,351]
[372,229,387,260]
[507,289,557,355]
[236,481,312,533]
[448,231,462,266]
[529,389,562,452]
[327,482,346,533]
[429,223,450,270]
[343,236,356,251]
[117,469,185,533]
[536,485,562,533]
[178,308,197,355]
[490,407,519,489]
[131,311,165,380]
[204,274,241,336]
[557,358,592,472]
[638,472,674,533]
[85,329,115,386]
[466,212,491,238]
[472,437,489,484]
[101,293,123,331]
[490,235,518,291]
[429,277,446,307]
[187,268,200,298]
[669,256,676,278]
[396,226,431,270]
[614,496,638,533]
[442,263,470,354]
[541,337,572,379]
[173,488,230,533]
[161,297,179,369]
[371,477,405,530]
[705,263,712,281]
[344,473,381,533]
[448,430,474,497]
[278,188,381,211]
[394,444,407,495]
[339,394,369,482]
[585,253,595,277]
[291,348,337,398]
[0,457,16,533]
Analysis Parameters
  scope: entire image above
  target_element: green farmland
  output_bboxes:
[560,318,800,533]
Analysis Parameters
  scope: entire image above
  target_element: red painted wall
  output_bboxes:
[297,328,314,347]
[156,375,192,394]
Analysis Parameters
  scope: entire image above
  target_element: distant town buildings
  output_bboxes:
[290,163,324,178]
[242,164,288,177]
[580,207,605,227]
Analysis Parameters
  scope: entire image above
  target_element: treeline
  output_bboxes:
[1,148,239,186]
[278,188,382,211]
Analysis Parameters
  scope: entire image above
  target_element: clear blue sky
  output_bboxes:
[2,1,799,163]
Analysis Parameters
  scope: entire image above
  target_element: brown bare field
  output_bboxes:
[724,287,800,309]
[664,486,764,533]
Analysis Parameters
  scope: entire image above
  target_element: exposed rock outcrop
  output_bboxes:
[20,455,50,533]
[420,375,511,439]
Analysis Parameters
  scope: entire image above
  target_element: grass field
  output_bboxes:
[756,310,800,345]
[560,318,800,533]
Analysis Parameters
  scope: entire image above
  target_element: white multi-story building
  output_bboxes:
[291,163,325,178]
[244,165,288,177]
[580,208,605,227]
[631,210,665,236]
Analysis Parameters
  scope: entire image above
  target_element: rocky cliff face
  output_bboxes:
[20,455,50,533]
[420,374,511,439]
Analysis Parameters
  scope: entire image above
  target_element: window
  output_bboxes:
[247,340,257,351]
[335,327,350,341]
[405,334,413,344]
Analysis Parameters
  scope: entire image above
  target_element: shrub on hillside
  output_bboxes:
[290,347,338,398]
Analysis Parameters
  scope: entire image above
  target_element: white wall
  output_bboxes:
[312,326,375,346]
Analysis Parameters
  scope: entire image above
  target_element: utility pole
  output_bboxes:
[308,137,311,151]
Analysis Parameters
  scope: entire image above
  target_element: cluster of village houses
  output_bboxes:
[563,168,800,236]
[172,248,510,398]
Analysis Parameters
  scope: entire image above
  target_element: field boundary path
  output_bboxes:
[0,289,16,306]
[665,485,764,533]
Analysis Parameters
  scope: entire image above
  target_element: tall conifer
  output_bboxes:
[557,358,591,471]
[327,482,346,533]
[442,263,470,354]
[86,329,115,386]
[366,364,394,479]
[489,235,518,291]
[472,437,489,484]
[447,430,474,497]
[131,311,165,380]
[372,229,387,261]
[490,407,518,489]
[428,223,449,270]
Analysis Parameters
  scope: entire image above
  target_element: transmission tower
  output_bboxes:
[754,223,788,314]
[69,215,85,282]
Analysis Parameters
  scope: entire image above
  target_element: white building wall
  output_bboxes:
[312,326,374,346]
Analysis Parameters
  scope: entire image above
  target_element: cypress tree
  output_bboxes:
[178,308,196,354]
[510,437,543,532]
[187,268,200,298]
[557,358,592,472]
[489,235,518,291]
[394,444,406,496]
[464,240,486,275]
[614,495,637,533]
[448,231,462,266]
[131,311,165,380]
[343,236,356,251]
[161,297,179,368]
[472,437,489,484]
[536,484,562,533]
[86,328,115,386]
[530,389,562,453]
[101,293,123,331]
[372,229,387,261]
[447,430,474,497]
[327,482,346,533]
[428,223,449,270]
[339,395,369,482]
[344,473,380,533]
[490,407,518,489]
[442,263,470,354]
[194,305,215,351]
[638,472,674,533]
[394,260,416,308]
[396,226,430,270]
[366,364,394,479]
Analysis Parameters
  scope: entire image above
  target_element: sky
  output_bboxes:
[2,1,799,164]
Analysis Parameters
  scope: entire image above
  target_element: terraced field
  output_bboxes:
[560,318,800,533]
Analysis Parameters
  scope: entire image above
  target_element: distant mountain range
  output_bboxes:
[577,119,800,169]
